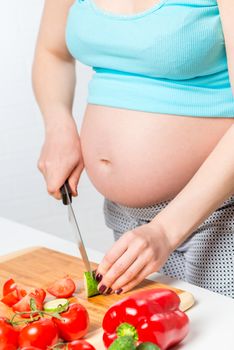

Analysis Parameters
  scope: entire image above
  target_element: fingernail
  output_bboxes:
[105,287,112,295]
[95,273,103,283]
[99,285,107,294]
[115,288,123,295]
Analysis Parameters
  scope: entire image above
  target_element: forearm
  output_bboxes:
[32,49,76,130]
[152,122,234,249]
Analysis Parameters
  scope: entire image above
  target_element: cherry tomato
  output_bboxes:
[47,277,76,298]
[3,278,17,296]
[0,317,19,350]
[1,290,19,307]
[68,340,96,350]
[35,288,46,302]
[63,340,96,350]
[18,318,58,349]
[12,288,46,318]
[53,303,89,341]
[16,286,27,299]
[1,278,27,307]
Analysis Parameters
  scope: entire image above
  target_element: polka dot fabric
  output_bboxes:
[103,195,234,298]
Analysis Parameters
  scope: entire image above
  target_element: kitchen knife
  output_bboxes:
[60,180,92,274]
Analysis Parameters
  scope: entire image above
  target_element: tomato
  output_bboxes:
[31,288,46,303]
[47,277,76,298]
[60,340,96,350]
[3,278,17,296]
[18,318,58,349]
[67,340,96,350]
[1,290,19,307]
[0,317,19,350]
[1,278,27,307]
[53,303,89,341]
[12,288,46,318]
[16,286,27,300]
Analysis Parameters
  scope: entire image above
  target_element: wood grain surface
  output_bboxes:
[0,247,195,347]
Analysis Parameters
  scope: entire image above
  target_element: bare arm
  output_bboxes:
[152,0,234,248]
[154,123,234,249]
[217,0,234,96]
[32,0,84,199]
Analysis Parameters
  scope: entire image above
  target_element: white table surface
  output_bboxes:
[0,217,233,349]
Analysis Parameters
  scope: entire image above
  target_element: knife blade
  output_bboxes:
[60,180,92,274]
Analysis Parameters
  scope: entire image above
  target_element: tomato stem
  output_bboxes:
[9,308,63,327]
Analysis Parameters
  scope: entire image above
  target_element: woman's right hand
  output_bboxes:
[38,115,84,200]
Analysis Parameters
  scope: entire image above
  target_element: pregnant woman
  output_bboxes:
[33,0,234,297]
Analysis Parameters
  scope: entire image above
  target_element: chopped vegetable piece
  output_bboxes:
[43,298,69,313]
[3,278,17,296]
[12,288,46,318]
[1,290,19,307]
[47,277,76,298]
[83,271,99,298]
[1,278,27,307]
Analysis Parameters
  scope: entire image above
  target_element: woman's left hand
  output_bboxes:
[95,222,174,294]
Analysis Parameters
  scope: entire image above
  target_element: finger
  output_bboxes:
[116,264,155,294]
[51,190,62,200]
[95,232,133,280]
[97,248,138,292]
[45,164,75,200]
[110,250,154,292]
[39,166,63,200]
[46,177,63,200]
[68,163,84,196]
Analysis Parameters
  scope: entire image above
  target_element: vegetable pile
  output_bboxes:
[0,277,95,350]
[0,277,190,350]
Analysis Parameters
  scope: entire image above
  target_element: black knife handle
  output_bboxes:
[60,179,72,205]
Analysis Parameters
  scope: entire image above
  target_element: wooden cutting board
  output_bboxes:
[0,247,195,348]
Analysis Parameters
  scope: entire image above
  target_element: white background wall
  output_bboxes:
[0,1,113,254]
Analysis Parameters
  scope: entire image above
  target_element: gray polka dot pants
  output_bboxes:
[103,195,234,298]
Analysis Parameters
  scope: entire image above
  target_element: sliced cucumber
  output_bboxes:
[84,271,100,298]
[43,298,69,313]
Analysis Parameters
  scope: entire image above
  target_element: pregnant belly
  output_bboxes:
[80,104,233,207]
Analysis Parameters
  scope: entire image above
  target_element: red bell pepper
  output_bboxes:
[102,288,189,350]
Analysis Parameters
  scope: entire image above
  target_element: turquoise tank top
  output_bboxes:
[66,0,234,117]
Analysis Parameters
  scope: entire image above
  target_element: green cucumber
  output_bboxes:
[43,298,69,313]
[83,271,100,298]
[108,336,136,350]
[136,342,161,350]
